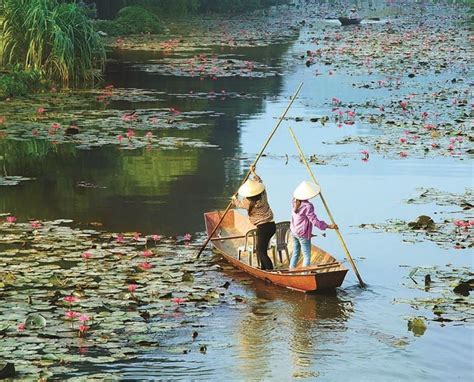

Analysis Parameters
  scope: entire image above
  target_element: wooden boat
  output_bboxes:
[338,17,362,26]
[204,210,348,293]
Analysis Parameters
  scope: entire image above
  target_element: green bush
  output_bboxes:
[1,0,105,85]
[94,6,163,36]
[0,66,48,99]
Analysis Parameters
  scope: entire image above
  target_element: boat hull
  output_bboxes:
[338,17,362,26]
[204,210,348,292]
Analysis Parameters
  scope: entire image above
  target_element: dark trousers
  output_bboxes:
[256,222,276,270]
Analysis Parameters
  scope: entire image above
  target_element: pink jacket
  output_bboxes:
[290,199,328,239]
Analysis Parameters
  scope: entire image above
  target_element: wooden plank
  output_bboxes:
[274,262,340,274]
[210,235,245,242]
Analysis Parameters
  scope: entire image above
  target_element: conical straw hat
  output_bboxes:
[293,181,320,200]
[238,179,265,198]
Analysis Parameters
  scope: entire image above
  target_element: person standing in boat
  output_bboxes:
[289,181,337,270]
[232,165,276,270]
[348,7,359,19]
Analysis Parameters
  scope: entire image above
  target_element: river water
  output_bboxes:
[1,2,472,381]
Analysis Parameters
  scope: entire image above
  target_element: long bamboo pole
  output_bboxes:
[196,82,304,259]
[288,127,366,287]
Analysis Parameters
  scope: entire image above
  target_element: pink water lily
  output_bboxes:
[51,123,61,130]
[172,297,186,305]
[36,107,45,114]
[133,232,141,241]
[117,135,124,142]
[126,129,135,139]
[121,112,138,122]
[399,137,407,144]
[78,314,90,323]
[399,151,408,158]
[183,233,192,241]
[454,220,469,228]
[64,295,80,304]
[431,142,439,149]
[361,150,369,161]
[78,324,89,337]
[151,234,162,241]
[115,234,125,243]
[138,261,153,271]
[128,284,138,293]
[17,323,26,332]
[65,310,78,320]
[6,216,16,224]
[81,251,92,260]
[142,250,153,258]
[30,220,42,229]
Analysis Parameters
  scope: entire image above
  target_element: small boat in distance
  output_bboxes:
[204,209,348,292]
[338,17,362,26]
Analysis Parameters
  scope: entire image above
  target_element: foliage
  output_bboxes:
[123,0,288,16]
[0,66,47,99]
[94,5,163,36]
[0,0,105,85]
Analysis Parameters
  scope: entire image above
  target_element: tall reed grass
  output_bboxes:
[1,0,105,85]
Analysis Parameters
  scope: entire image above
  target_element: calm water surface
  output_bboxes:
[1,3,472,381]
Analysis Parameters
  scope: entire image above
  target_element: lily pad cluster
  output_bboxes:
[325,79,472,160]
[0,219,243,379]
[398,265,473,325]
[105,6,304,52]
[133,56,281,78]
[0,88,220,151]
[0,176,35,187]
[405,188,473,210]
[297,3,470,77]
[359,187,473,249]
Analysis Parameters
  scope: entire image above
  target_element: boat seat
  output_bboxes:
[237,228,260,267]
[270,221,291,265]
[238,222,291,268]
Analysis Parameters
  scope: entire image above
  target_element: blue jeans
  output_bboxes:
[290,234,312,269]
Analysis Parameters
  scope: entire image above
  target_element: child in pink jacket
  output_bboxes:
[290,181,337,269]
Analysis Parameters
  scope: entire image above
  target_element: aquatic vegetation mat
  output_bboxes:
[399,265,474,327]
[359,215,472,249]
[359,188,473,249]
[0,89,220,151]
[0,219,240,379]
[0,176,35,186]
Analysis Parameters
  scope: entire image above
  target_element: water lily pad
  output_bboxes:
[407,317,427,336]
[24,314,47,330]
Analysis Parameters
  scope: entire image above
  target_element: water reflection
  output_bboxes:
[1,43,294,234]
[234,277,352,380]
